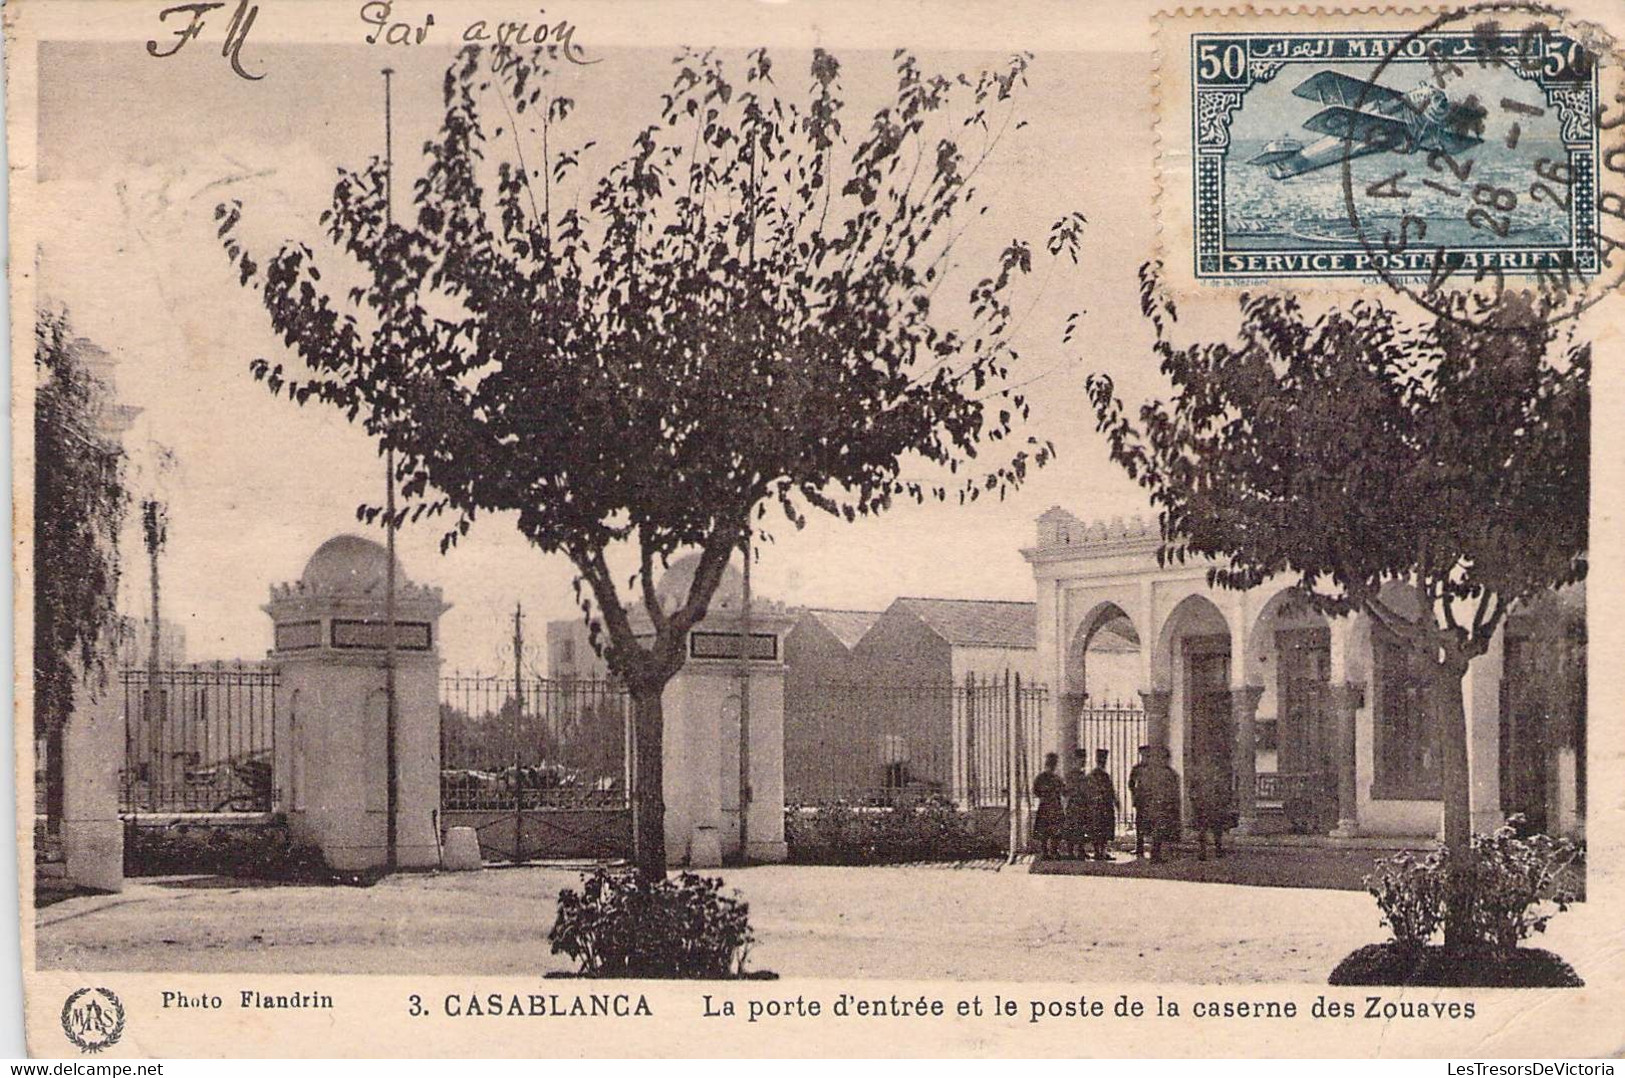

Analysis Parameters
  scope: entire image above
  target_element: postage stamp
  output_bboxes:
[1157,4,1625,305]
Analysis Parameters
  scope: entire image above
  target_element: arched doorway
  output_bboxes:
[1155,595,1232,815]
[1067,603,1143,704]
[1500,586,1586,839]
[1246,590,1334,833]
[1065,603,1145,815]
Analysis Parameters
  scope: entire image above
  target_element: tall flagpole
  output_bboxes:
[382,66,400,872]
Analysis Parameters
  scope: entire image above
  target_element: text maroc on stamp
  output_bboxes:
[1155,3,1625,324]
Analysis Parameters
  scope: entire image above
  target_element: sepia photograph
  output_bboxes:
[8,0,1622,1059]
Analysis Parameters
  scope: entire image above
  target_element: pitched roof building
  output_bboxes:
[784,597,1038,804]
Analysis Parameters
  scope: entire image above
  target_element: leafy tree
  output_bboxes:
[34,308,130,831]
[1088,266,1587,945]
[219,45,1083,874]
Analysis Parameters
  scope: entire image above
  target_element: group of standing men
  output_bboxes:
[1031,747,1122,860]
[1032,744,1234,863]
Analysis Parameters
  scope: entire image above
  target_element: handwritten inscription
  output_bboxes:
[359,2,597,63]
[357,1,436,46]
[145,2,597,78]
[146,0,264,81]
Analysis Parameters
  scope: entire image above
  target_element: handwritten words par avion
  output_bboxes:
[145,0,596,83]
[357,0,597,63]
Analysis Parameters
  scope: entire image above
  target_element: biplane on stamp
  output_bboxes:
[1165,11,1609,291]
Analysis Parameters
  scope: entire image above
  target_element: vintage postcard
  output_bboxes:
[8,0,1624,1059]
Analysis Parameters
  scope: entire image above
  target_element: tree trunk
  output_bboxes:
[1436,665,1471,855]
[1434,661,1474,951]
[44,722,65,838]
[631,687,667,877]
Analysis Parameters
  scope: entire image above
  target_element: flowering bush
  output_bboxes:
[1447,819,1581,952]
[548,868,754,978]
[1364,818,1581,954]
[1365,848,1448,951]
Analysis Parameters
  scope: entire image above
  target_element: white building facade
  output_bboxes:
[1024,508,1585,841]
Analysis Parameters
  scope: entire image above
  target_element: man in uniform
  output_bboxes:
[1127,744,1151,858]
[1081,747,1120,861]
[1031,752,1065,859]
[1064,747,1091,859]
[1143,745,1182,863]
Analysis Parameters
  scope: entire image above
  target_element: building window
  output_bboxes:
[558,639,575,664]
[1371,624,1441,800]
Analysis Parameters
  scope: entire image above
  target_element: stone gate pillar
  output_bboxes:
[644,555,792,867]
[660,608,795,867]
[264,535,449,871]
[58,680,125,892]
[1230,684,1264,834]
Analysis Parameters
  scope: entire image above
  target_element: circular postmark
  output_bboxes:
[1338,2,1625,328]
[60,987,125,1054]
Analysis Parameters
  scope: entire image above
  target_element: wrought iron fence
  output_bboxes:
[439,674,632,811]
[1070,696,1149,829]
[785,674,1048,811]
[120,663,279,814]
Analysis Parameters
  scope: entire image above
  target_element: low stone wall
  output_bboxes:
[439,809,633,863]
[123,817,318,877]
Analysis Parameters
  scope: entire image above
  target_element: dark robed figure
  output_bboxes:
[1189,752,1235,860]
[1140,746,1182,863]
[1128,744,1151,858]
[1064,748,1092,858]
[1081,747,1119,860]
[1032,752,1065,858]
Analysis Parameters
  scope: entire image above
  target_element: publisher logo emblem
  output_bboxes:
[61,987,124,1053]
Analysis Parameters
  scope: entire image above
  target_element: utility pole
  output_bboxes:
[381,66,399,872]
[738,535,752,860]
[512,601,525,863]
[141,499,168,803]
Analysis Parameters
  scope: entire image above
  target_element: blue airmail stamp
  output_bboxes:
[1158,4,1624,309]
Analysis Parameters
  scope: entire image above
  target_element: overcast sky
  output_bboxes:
[35,38,1168,672]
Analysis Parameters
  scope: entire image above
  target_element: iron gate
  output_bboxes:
[1070,696,1149,830]
[120,663,279,815]
[439,674,633,862]
[784,673,1049,858]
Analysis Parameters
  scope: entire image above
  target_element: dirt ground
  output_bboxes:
[32,859,1604,983]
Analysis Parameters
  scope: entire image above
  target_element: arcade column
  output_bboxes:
[1328,682,1365,837]
[1139,689,1171,750]
[1230,684,1265,834]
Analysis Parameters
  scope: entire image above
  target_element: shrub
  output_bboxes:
[1446,818,1581,953]
[123,821,325,879]
[784,797,1005,864]
[1365,848,1447,951]
[1363,817,1581,954]
[548,868,754,978]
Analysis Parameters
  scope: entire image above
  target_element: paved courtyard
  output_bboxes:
[34,860,1602,983]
